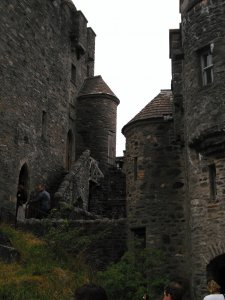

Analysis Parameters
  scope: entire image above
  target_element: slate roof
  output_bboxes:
[78,76,119,103]
[122,89,173,133]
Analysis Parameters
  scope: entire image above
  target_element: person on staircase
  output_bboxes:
[28,183,51,219]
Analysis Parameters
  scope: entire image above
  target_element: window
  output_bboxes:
[200,46,213,86]
[71,64,76,85]
[209,164,216,201]
[41,111,47,140]
[108,131,114,165]
[131,227,146,248]
[66,130,73,170]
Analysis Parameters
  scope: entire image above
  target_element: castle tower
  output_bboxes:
[171,1,225,297]
[76,76,120,172]
[180,0,225,155]
[122,90,187,280]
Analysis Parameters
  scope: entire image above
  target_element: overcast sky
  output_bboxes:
[72,0,181,156]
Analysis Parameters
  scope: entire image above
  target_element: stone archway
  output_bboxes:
[206,253,225,294]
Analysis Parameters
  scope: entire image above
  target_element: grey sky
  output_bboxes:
[72,0,181,155]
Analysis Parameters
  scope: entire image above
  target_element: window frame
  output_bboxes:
[200,46,214,86]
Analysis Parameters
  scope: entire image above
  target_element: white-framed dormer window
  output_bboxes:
[201,46,213,86]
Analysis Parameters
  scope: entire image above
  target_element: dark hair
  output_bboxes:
[164,281,183,300]
[74,284,108,300]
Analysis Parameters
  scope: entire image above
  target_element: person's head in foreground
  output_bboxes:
[163,281,183,300]
[207,279,221,294]
[74,283,108,300]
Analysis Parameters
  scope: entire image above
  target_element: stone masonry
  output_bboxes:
[0,0,126,279]
[122,0,225,298]
[2,0,225,299]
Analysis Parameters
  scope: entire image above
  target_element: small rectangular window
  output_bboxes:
[131,227,146,248]
[41,111,47,140]
[200,47,213,86]
[209,164,216,201]
[71,64,76,85]
[108,131,114,165]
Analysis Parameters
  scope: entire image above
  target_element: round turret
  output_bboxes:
[181,0,225,156]
[122,90,186,276]
[76,75,119,172]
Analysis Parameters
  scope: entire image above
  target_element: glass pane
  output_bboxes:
[203,54,208,67]
[207,54,212,65]
[206,68,212,84]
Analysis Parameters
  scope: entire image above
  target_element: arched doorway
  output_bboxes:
[16,163,29,222]
[206,253,225,293]
[18,163,29,194]
[66,130,73,171]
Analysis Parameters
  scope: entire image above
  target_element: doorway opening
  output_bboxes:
[206,253,225,294]
[18,163,29,194]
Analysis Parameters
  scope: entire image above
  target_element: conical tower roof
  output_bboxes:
[78,75,119,104]
[122,89,172,134]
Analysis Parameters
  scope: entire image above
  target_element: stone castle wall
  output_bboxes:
[20,218,127,270]
[181,0,225,150]
[171,0,225,297]
[0,0,95,210]
[123,120,187,280]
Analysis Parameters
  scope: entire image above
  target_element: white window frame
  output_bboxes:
[201,49,213,86]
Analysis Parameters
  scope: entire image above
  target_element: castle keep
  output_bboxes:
[1,0,225,299]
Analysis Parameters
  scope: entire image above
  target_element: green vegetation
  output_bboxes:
[98,246,168,300]
[0,224,168,300]
[0,224,93,300]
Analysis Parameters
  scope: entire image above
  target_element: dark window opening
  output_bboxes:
[209,164,216,201]
[71,64,76,85]
[131,227,146,248]
[66,130,73,171]
[41,111,47,140]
